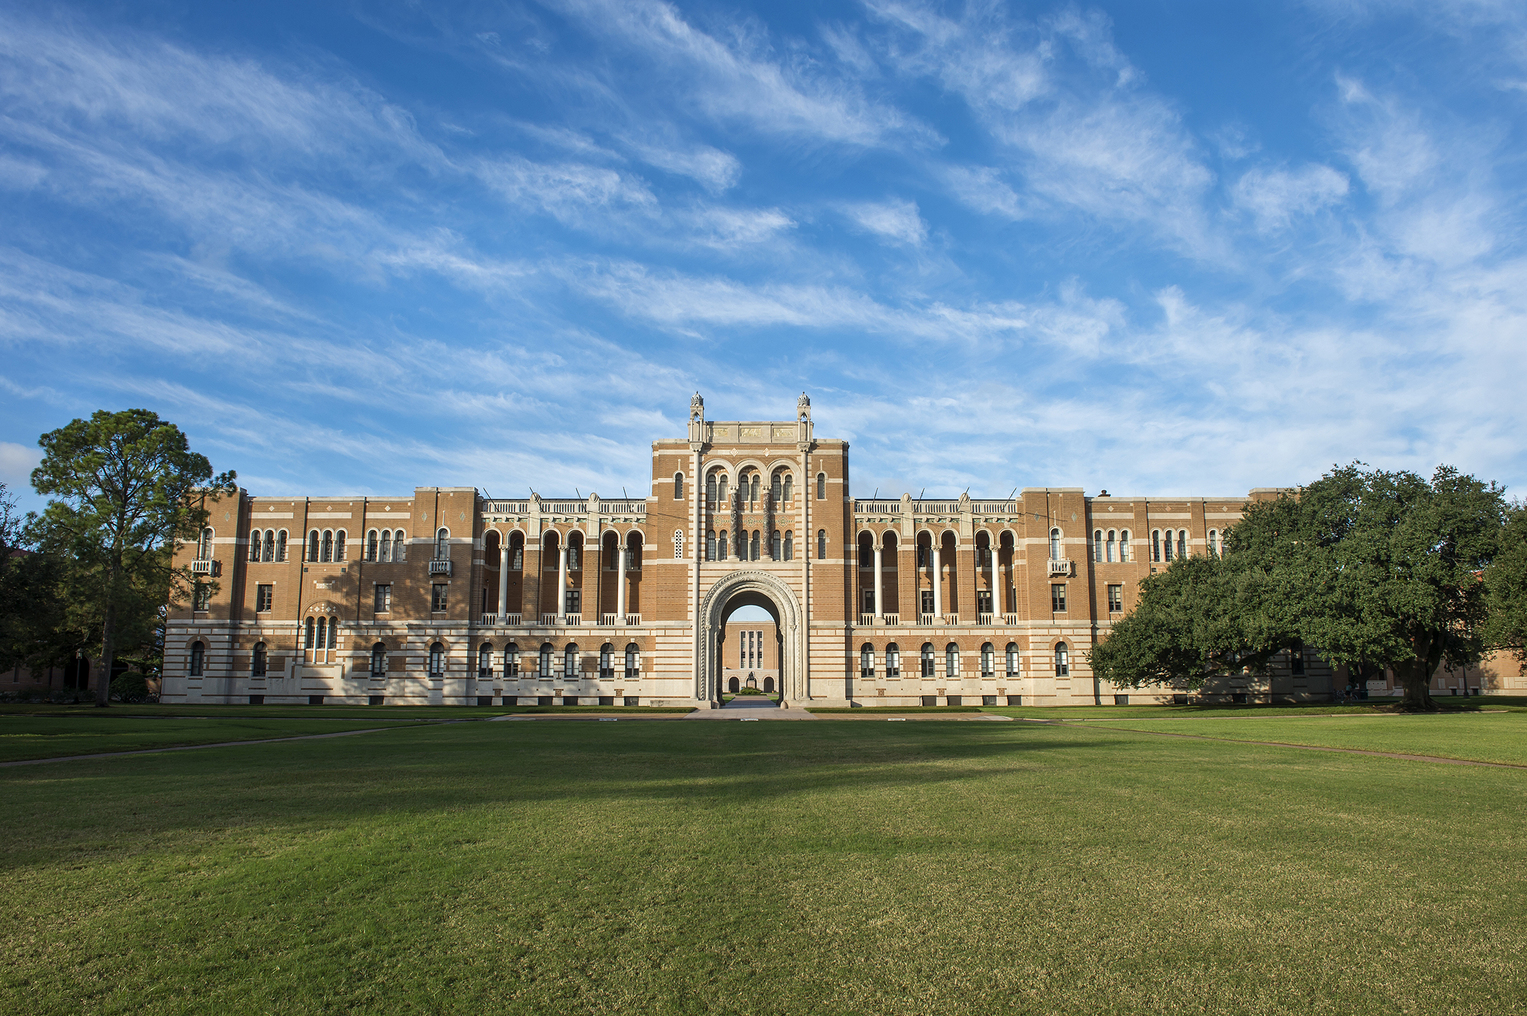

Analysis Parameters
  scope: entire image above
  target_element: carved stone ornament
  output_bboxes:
[797,392,810,411]
[308,601,340,615]
[690,392,704,416]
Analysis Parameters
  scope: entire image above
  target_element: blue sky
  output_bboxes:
[2,0,1524,511]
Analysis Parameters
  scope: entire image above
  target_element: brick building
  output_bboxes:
[163,394,1514,708]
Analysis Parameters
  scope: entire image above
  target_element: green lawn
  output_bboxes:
[1071,712,1527,767]
[0,714,437,763]
[3,718,1524,1014]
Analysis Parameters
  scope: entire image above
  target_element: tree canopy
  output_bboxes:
[28,409,234,706]
[1091,463,1508,709]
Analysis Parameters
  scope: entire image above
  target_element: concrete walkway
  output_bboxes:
[686,696,819,719]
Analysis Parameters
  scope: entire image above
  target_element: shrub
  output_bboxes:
[110,673,153,703]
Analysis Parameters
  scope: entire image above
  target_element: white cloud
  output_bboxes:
[1233,164,1349,231]
[839,198,927,245]
[0,441,40,488]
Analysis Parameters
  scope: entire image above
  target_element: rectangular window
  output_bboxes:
[1051,584,1067,613]
[566,590,581,614]
[920,590,935,615]
[862,588,875,613]
[375,584,392,613]
[976,591,992,614]
[1107,584,1123,613]
[255,584,273,612]
[193,582,210,612]
[431,583,448,612]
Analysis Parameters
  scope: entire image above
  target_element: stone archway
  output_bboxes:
[697,570,804,706]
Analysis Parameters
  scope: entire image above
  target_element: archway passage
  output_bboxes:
[720,602,780,706]
[699,570,803,707]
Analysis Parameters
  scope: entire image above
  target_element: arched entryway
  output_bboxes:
[698,570,804,706]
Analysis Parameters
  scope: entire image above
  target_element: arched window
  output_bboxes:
[304,616,315,649]
[249,533,261,562]
[266,530,277,562]
[706,474,717,503]
[188,641,205,677]
[252,642,267,677]
[393,530,407,563]
[750,474,760,503]
[783,475,793,502]
[1163,530,1174,562]
[886,643,901,679]
[783,531,793,561]
[1178,530,1187,559]
[625,643,639,679]
[307,530,320,562]
[1005,642,1019,677]
[367,530,378,561]
[706,531,717,561]
[371,643,387,678]
[539,643,553,679]
[478,644,493,680]
[197,528,213,560]
[1208,530,1220,557]
[435,528,449,561]
[1119,530,1130,563]
[1106,530,1116,563]
[321,530,333,563]
[1152,530,1162,562]
[327,616,337,650]
[771,474,783,504]
[315,616,328,650]
[379,530,392,562]
[817,473,826,499]
[429,642,444,678]
[334,530,345,561]
[920,643,935,678]
[1054,642,1069,677]
[981,642,994,679]
[564,643,580,679]
[1094,530,1103,563]
[717,530,728,561]
[504,643,519,678]
[674,472,684,499]
[817,530,827,560]
[717,473,728,503]
[946,643,959,678]
[600,643,613,680]
[771,530,781,561]
[860,644,874,680]
[1049,528,1061,561]
[750,530,760,561]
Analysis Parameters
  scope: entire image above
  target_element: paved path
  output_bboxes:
[686,696,818,719]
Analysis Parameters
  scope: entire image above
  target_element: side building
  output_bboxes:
[162,394,1522,707]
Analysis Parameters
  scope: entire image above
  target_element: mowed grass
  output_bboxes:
[1071,712,1527,767]
[0,714,439,763]
[3,719,1525,1015]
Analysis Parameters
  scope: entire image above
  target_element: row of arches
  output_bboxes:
[702,466,804,507]
[853,641,1071,679]
[706,529,795,561]
[481,529,647,619]
[456,642,642,681]
[247,529,290,562]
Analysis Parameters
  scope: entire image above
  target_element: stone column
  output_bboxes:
[873,542,883,619]
[932,544,943,619]
[557,543,568,620]
[616,544,627,621]
[496,540,510,619]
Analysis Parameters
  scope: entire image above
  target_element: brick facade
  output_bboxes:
[160,394,1527,708]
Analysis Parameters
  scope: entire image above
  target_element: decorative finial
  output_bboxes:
[690,392,704,414]
[797,391,810,409]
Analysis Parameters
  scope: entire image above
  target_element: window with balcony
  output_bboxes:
[197,527,213,560]
[921,590,934,615]
[1049,528,1062,560]
[976,591,992,614]
[566,590,581,615]
[431,583,448,611]
[435,528,449,561]
[1051,583,1066,613]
